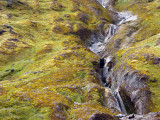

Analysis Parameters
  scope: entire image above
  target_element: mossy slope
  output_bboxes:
[112,0,160,112]
[0,0,114,119]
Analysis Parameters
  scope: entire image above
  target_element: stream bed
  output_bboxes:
[89,0,138,116]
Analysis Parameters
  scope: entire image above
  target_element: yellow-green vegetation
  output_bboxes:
[0,0,113,119]
[116,32,160,112]
[111,0,160,112]
[115,0,160,41]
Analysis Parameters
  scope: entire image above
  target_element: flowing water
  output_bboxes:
[89,0,138,114]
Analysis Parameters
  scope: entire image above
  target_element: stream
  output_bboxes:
[89,0,138,115]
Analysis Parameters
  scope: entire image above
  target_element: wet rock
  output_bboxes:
[89,113,116,120]
[106,66,152,114]
[128,114,134,119]
[97,21,106,36]
[119,87,135,114]
[104,56,114,70]
[100,58,105,68]
[104,88,121,113]
[116,114,126,118]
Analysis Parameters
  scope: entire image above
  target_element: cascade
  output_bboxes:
[89,0,138,114]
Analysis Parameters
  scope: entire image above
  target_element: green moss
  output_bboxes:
[0,97,51,120]
[115,33,160,112]
[56,87,84,103]
[0,0,113,119]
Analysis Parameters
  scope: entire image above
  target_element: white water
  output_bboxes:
[114,88,127,114]
[90,0,138,114]
[90,0,137,54]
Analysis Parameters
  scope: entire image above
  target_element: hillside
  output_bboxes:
[0,0,160,120]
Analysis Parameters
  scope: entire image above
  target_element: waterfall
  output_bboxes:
[104,24,117,43]
[113,88,127,114]
[89,0,138,115]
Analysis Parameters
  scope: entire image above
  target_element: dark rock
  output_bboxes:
[89,113,116,120]
[106,66,152,114]
[77,12,89,24]
[9,28,17,34]
[73,23,91,41]
[7,14,12,19]
[54,17,64,22]
[8,38,19,42]
[0,29,6,35]
[2,25,13,29]
[53,26,62,33]
[155,38,160,46]
[120,112,160,120]
[97,22,106,36]
[55,103,69,111]
[113,38,122,48]
[51,3,64,11]
[64,14,70,18]
[32,71,38,74]
[150,79,157,83]
[10,69,14,72]
[142,53,150,61]
[152,56,160,64]
[54,114,66,120]
[4,41,17,49]
[100,58,105,68]
[157,6,160,9]
[119,87,136,114]
[99,18,110,22]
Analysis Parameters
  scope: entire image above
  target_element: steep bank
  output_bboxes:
[0,0,160,119]
[90,0,139,115]
[92,0,160,117]
[111,0,160,113]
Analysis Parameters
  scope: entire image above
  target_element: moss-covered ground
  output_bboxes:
[113,0,160,112]
[0,0,115,119]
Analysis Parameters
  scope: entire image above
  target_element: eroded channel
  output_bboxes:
[89,0,138,115]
